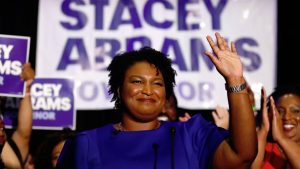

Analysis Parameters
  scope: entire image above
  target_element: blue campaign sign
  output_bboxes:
[3,77,76,130]
[0,34,30,97]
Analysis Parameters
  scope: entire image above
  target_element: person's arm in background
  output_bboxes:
[212,106,230,129]
[250,87,269,169]
[269,97,300,169]
[205,33,258,169]
[178,112,191,122]
[11,63,35,162]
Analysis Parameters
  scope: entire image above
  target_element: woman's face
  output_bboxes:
[121,61,166,122]
[276,94,300,143]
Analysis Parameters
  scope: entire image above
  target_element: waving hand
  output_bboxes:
[205,32,243,80]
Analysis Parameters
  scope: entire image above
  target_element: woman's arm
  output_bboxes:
[250,87,269,169]
[11,63,35,161]
[205,33,258,169]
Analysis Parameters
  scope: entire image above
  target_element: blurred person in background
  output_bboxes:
[158,94,191,122]
[33,128,75,169]
[251,85,300,169]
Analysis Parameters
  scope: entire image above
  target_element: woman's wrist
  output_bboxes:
[24,91,31,97]
[257,130,268,141]
[225,77,247,93]
[225,76,245,85]
[225,82,247,93]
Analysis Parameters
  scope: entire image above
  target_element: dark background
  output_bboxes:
[1,0,299,152]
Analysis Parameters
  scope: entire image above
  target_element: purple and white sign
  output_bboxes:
[0,34,30,97]
[37,0,277,110]
[31,78,76,130]
[4,78,76,130]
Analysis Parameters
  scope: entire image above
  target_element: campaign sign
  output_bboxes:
[37,0,277,110]
[3,78,76,130]
[0,34,30,97]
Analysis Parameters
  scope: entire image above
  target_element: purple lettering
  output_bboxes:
[161,38,187,71]
[191,38,214,71]
[60,0,87,30]
[126,36,151,51]
[110,0,142,30]
[90,0,109,30]
[57,38,91,70]
[204,0,228,30]
[235,38,261,71]
[178,0,200,30]
[95,39,120,70]
[144,0,173,29]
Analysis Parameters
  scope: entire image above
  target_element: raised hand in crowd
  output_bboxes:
[1,63,35,169]
[250,87,269,169]
[212,106,230,130]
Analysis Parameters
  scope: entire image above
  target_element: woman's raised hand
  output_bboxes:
[205,32,243,81]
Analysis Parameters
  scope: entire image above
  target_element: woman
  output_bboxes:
[56,33,257,169]
[251,85,300,169]
[34,128,75,169]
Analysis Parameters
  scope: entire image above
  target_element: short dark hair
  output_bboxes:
[264,84,300,113]
[107,46,176,110]
[270,84,300,102]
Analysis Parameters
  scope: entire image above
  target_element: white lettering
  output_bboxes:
[33,111,56,120]
[31,83,62,97]
[0,60,22,75]
[32,97,72,111]
[0,76,3,85]
[0,44,14,59]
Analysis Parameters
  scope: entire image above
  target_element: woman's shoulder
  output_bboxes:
[1,141,22,169]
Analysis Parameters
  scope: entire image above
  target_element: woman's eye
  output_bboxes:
[277,108,284,114]
[154,82,163,86]
[291,108,300,114]
[132,80,141,84]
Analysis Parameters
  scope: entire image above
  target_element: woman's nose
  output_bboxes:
[141,84,153,96]
[282,111,293,120]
